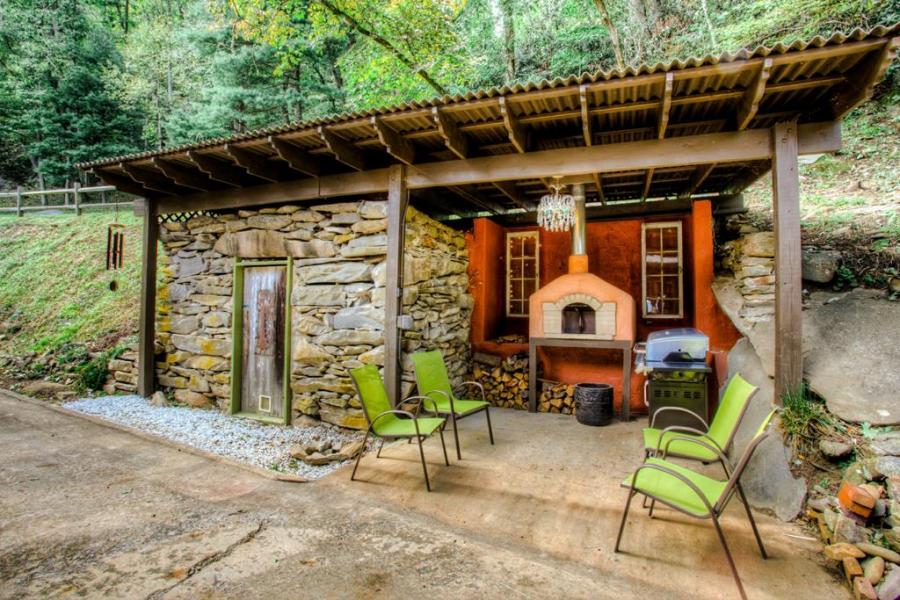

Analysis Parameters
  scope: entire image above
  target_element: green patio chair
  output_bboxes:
[349,364,449,492]
[410,350,494,460]
[642,373,758,472]
[616,409,777,600]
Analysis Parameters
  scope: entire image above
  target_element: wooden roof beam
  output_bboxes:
[492,181,536,211]
[93,168,156,198]
[579,85,593,146]
[680,163,717,198]
[268,136,322,176]
[187,152,249,187]
[446,186,506,214]
[592,173,605,205]
[151,158,221,192]
[224,144,296,183]
[433,107,469,159]
[657,73,674,139]
[318,126,367,171]
[641,169,654,201]
[371,117,416,165]
[120,163,189,196]
[735,58,773,130]
[499,96,527,153]
[831,37,898,119]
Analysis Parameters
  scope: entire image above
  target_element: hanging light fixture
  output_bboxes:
[537,176,576,232]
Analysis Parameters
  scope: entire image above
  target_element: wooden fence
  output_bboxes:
[0,184,136,216]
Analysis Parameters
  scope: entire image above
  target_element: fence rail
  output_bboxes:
[0,184,137,216]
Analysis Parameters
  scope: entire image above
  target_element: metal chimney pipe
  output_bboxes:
[568,183,588,273]
[572,183,586,255]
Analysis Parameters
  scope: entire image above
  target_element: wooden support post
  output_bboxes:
[73,182,81,215]
[772,120,802,403]
[15,186,22,217]
[384,164,408,405]
[138,201,159,398]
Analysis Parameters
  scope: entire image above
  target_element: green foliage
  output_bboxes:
[77,346,123,392]
[833,265,859,291]
[780,383,842,453]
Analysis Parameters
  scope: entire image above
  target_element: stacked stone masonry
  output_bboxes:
[107,200,472,429]
[720,231,776,323]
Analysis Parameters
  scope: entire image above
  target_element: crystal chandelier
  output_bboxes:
[537,176,575,232]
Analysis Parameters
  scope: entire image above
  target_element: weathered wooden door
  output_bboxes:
[240,266,286,419]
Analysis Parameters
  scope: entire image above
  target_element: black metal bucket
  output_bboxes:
[574,383,614,426]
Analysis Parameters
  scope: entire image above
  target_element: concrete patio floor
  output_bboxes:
[0,390,844,599]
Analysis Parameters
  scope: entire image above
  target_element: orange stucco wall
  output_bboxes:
[465,206,740,415]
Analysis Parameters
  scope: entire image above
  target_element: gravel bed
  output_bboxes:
[65,395,365,480]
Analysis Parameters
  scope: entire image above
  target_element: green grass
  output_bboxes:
[0,211,144,355]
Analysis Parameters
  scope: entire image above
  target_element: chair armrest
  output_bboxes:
[371,409,423,437]
[424,389,455,415]
[662,435,733,474]
[404,395,441,416]
[650,406,709,430]
[455,380,486,403]
[630,463,715,516]
[653,426,708,454]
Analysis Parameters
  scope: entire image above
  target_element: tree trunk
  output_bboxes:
[699,0,718,47]
[592,0,625,70]
[496,0,517,84]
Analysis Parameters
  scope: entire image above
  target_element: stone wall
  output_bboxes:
[107,200,471,429]
[719,230,776,323]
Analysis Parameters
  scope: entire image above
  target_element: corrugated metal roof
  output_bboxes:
[78,24,899,169]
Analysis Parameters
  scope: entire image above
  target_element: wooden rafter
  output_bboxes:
[151,157,219,192]
[120,163,187,196]
[318,126,366,171]
[680,163,717,198]
[268,136,321,176]
[93,168,155,198]
[187,151,246,187]
[224,144,294,183]
[592,173,605,205]
[658,72,674,139]
[641,169,654,201]
[498,96,527,153]
[579,84,593,146]
[432,107,469,159]
[736,58,773,130]
[831,37,899,119]
[371,117,416,165]
[492,181,535,211]
[446,186,505,214]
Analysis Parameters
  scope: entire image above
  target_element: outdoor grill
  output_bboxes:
[635,328,711,430]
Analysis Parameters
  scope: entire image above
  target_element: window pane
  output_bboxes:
[661,227,678,251]
[523,279,536,300]
[509,300,523,315]
[646,227,661,251]
[523,258,536,278]
[662,276,679,299]
[510,237,523,258]
[523,235,537,256]
[510,258,523,279]
[662,300,680,315]
[645,297,661,315]
[661,255,679,274]
[645,253,663,275]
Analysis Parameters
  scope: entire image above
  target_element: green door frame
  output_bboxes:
[230,257,293,425]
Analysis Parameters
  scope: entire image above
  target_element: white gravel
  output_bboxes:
[65,395,365,480]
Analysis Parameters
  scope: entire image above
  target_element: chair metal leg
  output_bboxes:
[712,514,747,600]
[485,406,494,445]
[376,438,385,458]
[648,498,656,517]
[736,482,767,559]
[438,425,450,466]
[351,428,371,482]
[450,411,461,460]
[416,435,431,492]
[615,490,637,552]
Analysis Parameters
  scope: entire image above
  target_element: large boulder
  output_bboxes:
[802,249,840,283]
[728,338,807,521]
[805,289,900,425]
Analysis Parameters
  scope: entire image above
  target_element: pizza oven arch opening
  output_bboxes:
[562,302,596,335]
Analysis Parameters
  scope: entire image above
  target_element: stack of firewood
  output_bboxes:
[538,382,575,414]
[470,352,575,414]
[472,353,529,410]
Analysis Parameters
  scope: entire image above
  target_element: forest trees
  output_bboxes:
[0,0,896,188]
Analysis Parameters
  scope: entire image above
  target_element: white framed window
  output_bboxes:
[506,231,540,317]
[641,221,683,319]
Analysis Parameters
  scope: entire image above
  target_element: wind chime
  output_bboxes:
[106,199,125,291]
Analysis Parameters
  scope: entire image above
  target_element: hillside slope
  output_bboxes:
[0,211,143,358]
